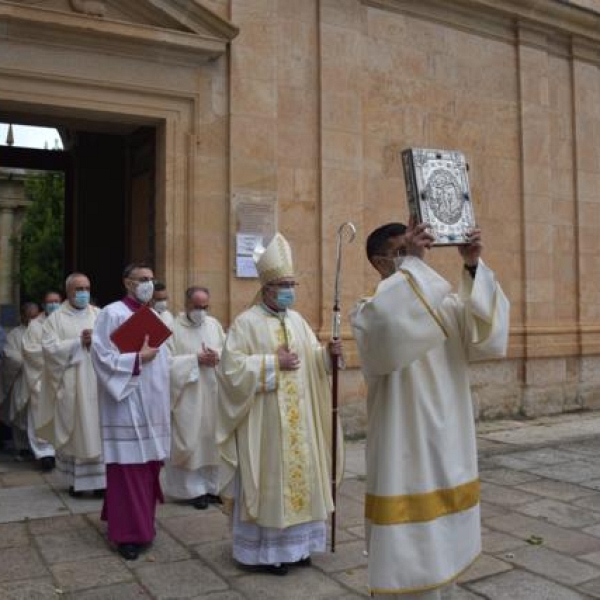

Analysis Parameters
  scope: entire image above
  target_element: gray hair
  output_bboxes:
[65,272,88,291]
[185,286,210,301]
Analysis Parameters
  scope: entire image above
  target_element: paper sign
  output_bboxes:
[236,233,263,257]
[233,192,277,278]
[236,255,258,278]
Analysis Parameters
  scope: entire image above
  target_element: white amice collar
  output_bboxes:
[260,303,286,318]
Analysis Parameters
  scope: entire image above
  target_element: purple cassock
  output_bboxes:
[91,295,171,546]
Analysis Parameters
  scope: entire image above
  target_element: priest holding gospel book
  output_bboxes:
[351,220,509,599]
[91,263,171,562]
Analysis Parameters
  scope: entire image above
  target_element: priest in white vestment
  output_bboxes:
[41,274,105,496]
[350,221,510,599]
[1,302,40,456]
[152,281,174,329]
[22,291,62,472]
[91,263,170,562]
[164,286,225,509]
[217,233,344,576]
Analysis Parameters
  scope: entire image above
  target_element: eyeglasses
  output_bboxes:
[268,282,299,289]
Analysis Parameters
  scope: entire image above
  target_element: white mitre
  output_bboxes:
[253,233,295,286]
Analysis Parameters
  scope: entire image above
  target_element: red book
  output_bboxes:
[110,305,172,353]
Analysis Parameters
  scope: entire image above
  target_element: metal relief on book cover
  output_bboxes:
[401,148,476,246]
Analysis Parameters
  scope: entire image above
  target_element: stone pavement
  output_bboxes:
[2,412,600,599]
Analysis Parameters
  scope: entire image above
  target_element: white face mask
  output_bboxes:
[135,280,154,304]
[188,309,206,326]
[154,300,168,314]
[380,254,404,274]
[392,255,405,270]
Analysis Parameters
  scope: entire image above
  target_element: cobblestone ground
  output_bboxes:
[1,412,600,599]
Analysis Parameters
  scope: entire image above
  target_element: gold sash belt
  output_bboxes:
[365,478,480,525]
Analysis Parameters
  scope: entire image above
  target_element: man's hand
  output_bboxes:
[405,216,435,259]
[328,339,343,357]
[328,338,344,367]
[198,343,219,368]
[458,228,482,267]
[81,329,92,349]
[277,345,301,371]
[139,335,159,364]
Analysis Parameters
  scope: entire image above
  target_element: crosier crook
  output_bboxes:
[331,221,356,553]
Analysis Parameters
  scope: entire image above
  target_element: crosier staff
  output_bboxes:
[331,221,356,553]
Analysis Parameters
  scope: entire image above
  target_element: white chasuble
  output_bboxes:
[23,315,55,459]
[159,309,174,330]
[2,325,29,421]
[351,257,509,595]
[41,302,102,460]
[217,304,344,530]
[22,315,48,432]
[168,313,225,470]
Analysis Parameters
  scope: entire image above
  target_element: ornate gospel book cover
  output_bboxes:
[401,148,476,246]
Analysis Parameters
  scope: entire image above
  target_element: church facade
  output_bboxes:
[2,0,600,429]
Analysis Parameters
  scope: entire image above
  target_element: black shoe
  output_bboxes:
[287,556,312,567]
[92,489,105,499]
[207,493,223,505]
[262,564,288,576]
[117,543,140,561]
[40,457,55,472]
[238,562,288,576]
[68,486,83,498]
[193,495,209,510]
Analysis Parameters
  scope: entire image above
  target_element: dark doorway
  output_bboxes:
[0,123,157,308]
[69,131,125,306]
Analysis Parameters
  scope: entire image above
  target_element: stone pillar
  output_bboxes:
[0,170,32,317]
[517,25,580,416]
[572,38,600,410]
[0,205,14,304]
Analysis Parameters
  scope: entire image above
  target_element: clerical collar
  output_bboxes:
[122,296,143,311]
[260,302,286,317]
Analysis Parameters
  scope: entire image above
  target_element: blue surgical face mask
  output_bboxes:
[73,290,90,309]
[276,288,295,310]
[45,302,61,315]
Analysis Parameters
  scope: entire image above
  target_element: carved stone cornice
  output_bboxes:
[0,0,239,64]
[361,0,600,61]
[145,0,239,40]
[361,0,514,43]
[456,0,600,41]
[571,34,600,63]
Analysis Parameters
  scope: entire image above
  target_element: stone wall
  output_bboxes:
[222,0,600,427]
[3,0,600,430]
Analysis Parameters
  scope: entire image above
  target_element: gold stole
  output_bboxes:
[271,314,312,524]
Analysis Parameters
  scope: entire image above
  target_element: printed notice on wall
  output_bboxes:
[233,192,277,278]
[235,254,259,278]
